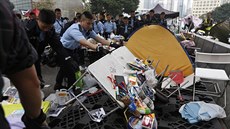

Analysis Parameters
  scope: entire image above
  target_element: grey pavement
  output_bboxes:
[41,65,59,98]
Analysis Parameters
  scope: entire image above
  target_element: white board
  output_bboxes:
[88,46,139,108]
[88,54,126,107]
[111,46,136,69]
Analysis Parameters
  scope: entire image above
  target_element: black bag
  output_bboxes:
[41,46,58,67]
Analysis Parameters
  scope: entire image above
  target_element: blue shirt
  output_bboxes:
[54,18,67,34]
[125,25,128,33]
[104,21,117,33]
[61,23,97,50]
[93,20,104,34]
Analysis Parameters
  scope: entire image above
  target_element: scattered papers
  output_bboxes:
[2,87,20,104]
[88,108,105,122]
[48,106,66,117]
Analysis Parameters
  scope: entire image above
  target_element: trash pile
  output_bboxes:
[106,57,159,129]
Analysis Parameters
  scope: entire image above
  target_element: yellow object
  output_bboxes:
[126,25,193,76]
[204,18,214,31]
[2,101,51,117]
[205,24,215,31]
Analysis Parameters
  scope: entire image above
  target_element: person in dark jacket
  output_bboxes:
[148,9,158,25]
[0,1,50,128]
[115,14,124,30]
[139,14,149,26]
[117,17,133,41]
[26,9,78,90]
[26,11,45,88]
[159,12,167,28]
[129,10,139,30]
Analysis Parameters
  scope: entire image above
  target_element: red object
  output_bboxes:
[169,70,184,101]
[24,8,40,17]
[169,70,184,85]
[107,75,116,89]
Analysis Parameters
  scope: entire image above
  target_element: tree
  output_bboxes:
[212,3,230,22]
[90,0,139,16]
[82,0,91,12]
[32,0,54,9]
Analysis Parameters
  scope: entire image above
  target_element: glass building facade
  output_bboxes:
[10,0,32,10]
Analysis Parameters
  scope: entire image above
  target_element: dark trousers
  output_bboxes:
[104,32,111,39]
[78,48,85,66]
[56,64,76,88]
[56,48,79,88]
[31,40,47,86]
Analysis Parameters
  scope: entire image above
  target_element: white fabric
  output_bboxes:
[144,70,158,87]
[179,101,226,123]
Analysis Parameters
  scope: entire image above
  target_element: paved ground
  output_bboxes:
[41,65,59,98]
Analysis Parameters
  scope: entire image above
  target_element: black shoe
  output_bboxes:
[40,82,45,89]
[39,77,45,89]
[53,83,67,90]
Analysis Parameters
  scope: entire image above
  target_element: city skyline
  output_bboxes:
[9,0,230,18]
[137,0,193,17]
[137,0,229,17]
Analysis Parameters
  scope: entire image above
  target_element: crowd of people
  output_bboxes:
[52,9,168,41]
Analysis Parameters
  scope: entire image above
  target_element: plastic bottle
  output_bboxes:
[143,97,154,110]
[137,107,151,114]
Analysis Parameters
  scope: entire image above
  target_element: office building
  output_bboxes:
[10,0,32,10]
[221,0,230,4]
[192,0,221,17]
[53,0,84,19]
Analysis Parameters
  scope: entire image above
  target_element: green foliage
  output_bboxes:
[212,3,230,22]
[90,0,139,16]
[32,0,54,9]
[82,0,91,12]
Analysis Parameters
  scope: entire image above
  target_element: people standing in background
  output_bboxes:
[159,12,167,28]
[148,9,158,25]
[60,13,82,37]
[104,13,117,39]
[115,14,124,30]
[118,17,133,41]
[195,12,214,35]
[99,12,106,24]
[139,14,149,26]
[92,12,104,35]
[53,8,67,37]
[129,10,139,30]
